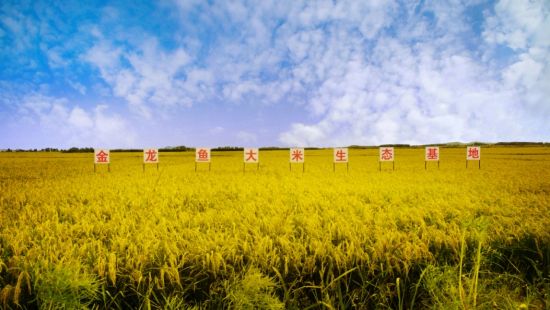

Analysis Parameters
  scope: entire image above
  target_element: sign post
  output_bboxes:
[466,146,481,169]
[425,146,440,170]
[143,148,159,171]
[379,147,394,171]
[94,149,110,172]
[195,148,211,172]
[243,148,259,172]
[289,148,305,172]
[333,148,349,172]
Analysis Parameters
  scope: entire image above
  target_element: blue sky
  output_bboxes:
[1,0,549,148]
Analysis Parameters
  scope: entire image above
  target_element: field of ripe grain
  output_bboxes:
[0,147,549,309]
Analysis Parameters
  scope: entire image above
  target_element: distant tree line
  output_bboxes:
[1,148,61,152]
[212,146,243,151]
[60,146,192,153]
[63,147,94,153]
[494,142,547,146]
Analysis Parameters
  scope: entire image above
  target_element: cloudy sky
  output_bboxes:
[1,0,549,148]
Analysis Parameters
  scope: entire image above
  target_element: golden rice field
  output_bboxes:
[0,147,549,309]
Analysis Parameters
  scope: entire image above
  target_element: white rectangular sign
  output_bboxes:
[94,149,110,164]
[425,147,439,161]
[143,148,159,163]
[379,147,394,161]
[466,146,480,160]
[333,148,349,163]
[244,148,259,163]
[290,148,305,163]
[195,147,211,162]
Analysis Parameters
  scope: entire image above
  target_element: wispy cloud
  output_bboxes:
[14,94,136,148]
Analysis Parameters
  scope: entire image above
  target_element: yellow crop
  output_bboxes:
[0,147,549,308]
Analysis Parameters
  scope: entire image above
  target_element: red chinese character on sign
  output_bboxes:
[198,149,209,160]
[381,148,393,160]
[96,150,109,163]
[335,149,347,161]
[145,149,157,162]
[468,147,479,159]
[426,148,438,160]
[291,149,303,161]
[245,149,257,162]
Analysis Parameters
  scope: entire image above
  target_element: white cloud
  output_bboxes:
[504,52,543,89]
[279,123,326,147]
[17,94,136,148]
[83,35,208,118]
[482,0,550,127]
[483,0,549,50]
[68,106,94,129]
